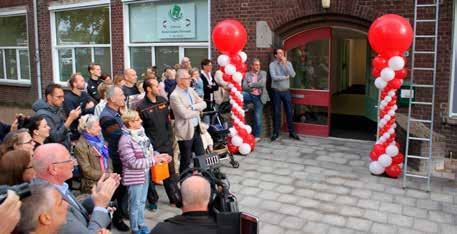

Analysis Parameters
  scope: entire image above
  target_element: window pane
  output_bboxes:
[94,47,111,75]
[0,50,4,79]
[19,50,30,80]
[155,46,178,76]
[130,47,151,76]
[58,48,73,82]
[55,7,110,45]
[5,49,18,80]
[75,48,91,79]
[0,15,27,46]
[184,48,208,68]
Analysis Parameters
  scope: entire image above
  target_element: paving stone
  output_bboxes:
[293,188,315,198]
[260,223,285,234]
[349,160,365,167]
[364,210,388,223]
[379,202,402,214]
[299,209,324,221]
[279,216,304,230]
[371,222,398,233]
[340,206,364,217]
[277,194,300,204]
[417,199,441,210]
[326,177,347,185]
[357,199,380,210]
[328,186,351,195]
[406,189,430,199]
[314,192,337,202]
[398,228,426,234]
[278,204,303,216]
[413,218,439,233]
[320,203,341,213]
[385,187,406,195]
[346,217,372,231]
[335,195,358,206]
[260,200,282,211]
[431,192,454,203]
[276,184,295,194]
[239,196,262,207]
[301,221,329,234]
[371,192,394,202]
[258,211,285,225]
[387,213,413,227]
[258,181,278,190]
[239,186,261,196]
[257,190,281,200]
[351,189,372,199]
[428,210,454,224]
[364,182,386,192]
[322,214,347,226]
[344,180,365,188]
[440,224,457,234]
[442,203,457,215]
[327,227,357,234]
[295,197,319,208]
[402,206,427,218]
[241,178,261,187]
[394,195,417,207]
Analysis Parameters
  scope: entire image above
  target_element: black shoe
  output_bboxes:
[271,133,279,141]
[289,133,300,140]
[113,219,130,232]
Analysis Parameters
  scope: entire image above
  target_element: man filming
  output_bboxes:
[150,175,217,234]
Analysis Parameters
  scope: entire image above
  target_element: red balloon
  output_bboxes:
[372,55,387,69]
[385,164,402,178]
[230,55,242,67]
[373,144,385,156]
[390,79,402,90]
[227,143,239,154]
[368,14,413,57]
[392,153,404,164]
[237,63,248,73]
[219,67,225,73]
[372,67,381,78]
[223,74,231,82]
[370,150,380,161]
[212,20,247,54]
[395,68,408,80]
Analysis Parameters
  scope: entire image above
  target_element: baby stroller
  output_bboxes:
[202,107,240,168]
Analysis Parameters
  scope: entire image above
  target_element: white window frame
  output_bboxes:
[450,1,457,118]
[123,0,211,70]
[0,10,31,85]
[49,2,112,86]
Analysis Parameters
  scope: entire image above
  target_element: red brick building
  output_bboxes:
[0,0,456,156]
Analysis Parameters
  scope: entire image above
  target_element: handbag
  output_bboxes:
[151,162,170,183]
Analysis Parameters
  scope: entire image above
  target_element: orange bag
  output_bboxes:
[151,162,170,183]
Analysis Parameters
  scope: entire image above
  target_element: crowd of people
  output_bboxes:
[0,48,300,234]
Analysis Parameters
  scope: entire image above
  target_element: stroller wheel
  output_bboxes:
[231,160,240,168]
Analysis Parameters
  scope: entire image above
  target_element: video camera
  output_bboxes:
[178,154,258,234]
[0,183,31,204]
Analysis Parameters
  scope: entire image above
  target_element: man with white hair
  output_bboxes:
[150,175,217,233]
[180,57,192,70]
[169,69,206,173]
[31,143,119,233]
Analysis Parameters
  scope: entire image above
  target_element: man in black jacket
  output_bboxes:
[63,73,95,141]
[87,63,103,103]
[150,175,217,234]
[200,59,218,124]
[137,78,179,206]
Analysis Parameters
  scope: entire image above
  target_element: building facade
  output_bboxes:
[0,0,456,155]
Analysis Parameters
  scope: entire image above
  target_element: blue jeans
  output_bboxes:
[272,90,294,135]
[127,172,150,232]
[243,92,263,137]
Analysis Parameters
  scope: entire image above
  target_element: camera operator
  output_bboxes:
[0,189,21,234]
[150,175,217,234]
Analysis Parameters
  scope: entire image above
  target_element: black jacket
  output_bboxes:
[150,211,218,234]
[63,90,95,141]
[0,121,11,143]
[87,77,103,102]
[201,72,218,111]
[136,95,173,154]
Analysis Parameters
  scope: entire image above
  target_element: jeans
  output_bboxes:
[177,127,205,173]
[272,90,294,135]
[243,92,264,138]
[127,172,150,232]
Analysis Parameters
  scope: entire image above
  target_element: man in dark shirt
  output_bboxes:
[122,68,140,97]
[137,78,179,206]
[63,73,95,141]
[86,63,103,103]
[150,176,217,234]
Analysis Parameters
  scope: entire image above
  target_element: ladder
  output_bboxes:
[402,0,439,191]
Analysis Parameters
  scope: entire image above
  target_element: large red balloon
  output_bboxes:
[373,144,385,156]
[385,164,402,178]
[372,55,387,69]
[392,153,404,165]
[368,14,413,57]
[395,68,408,80]
[212,20,247,54]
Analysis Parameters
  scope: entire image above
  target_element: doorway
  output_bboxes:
[283,27,377,140]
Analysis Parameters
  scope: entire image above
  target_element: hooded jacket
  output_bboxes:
[32,99,71,149]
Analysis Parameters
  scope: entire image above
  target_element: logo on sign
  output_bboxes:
[169,5,183,21]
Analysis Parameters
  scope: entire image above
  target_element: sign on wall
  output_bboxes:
[157,3,195,39]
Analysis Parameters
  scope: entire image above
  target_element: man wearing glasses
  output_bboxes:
[32,83,81,149]
[32,143,120,234]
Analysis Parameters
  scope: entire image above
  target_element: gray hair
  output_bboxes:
[181,176,211,207]
[78,114,99,133]
[16,183,56,233]
[251,58,261,64]
[176,69,190,80]
[105,85,118,100]
[190,67,200,75]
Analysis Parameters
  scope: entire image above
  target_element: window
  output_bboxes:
[125,0,209,76]
[51,6,111,83]
[451,3,457,117]
[0,14,30,83]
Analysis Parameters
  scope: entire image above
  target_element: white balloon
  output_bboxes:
[378,154,393,167]
[385,96,392,102]
[217,54,230,67]
[388,90,396,97]
[239,143,252,155]
[374,78,387,89]
[233,72,243,83]
[245,125,252,134]
[227,83,233,89]
[388,128,395,135]
[386,145,399,156]
[388,110,395,116]
[388,56,405,71]
[231,87,237,93]
[225,64,236,75]
[369,161,385,175]
[231,136,243,146]
[384,115,391,121]
[229,127,237,136]
[381,68,395,82]
[238,51,247,63]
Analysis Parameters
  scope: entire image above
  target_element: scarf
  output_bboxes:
[125,127,154,158]
[82,132,109,171]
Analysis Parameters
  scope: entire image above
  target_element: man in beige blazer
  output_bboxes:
[170,69,207,173]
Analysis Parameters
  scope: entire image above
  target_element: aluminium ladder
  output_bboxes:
[402,0,440,191]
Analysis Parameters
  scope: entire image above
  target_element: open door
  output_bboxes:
[364,46,379,122]
[284,28,331,137]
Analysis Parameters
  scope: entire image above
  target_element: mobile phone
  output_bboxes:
[79,102,84,109]
[240,212,259,234]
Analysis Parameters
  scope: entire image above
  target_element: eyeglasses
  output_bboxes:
[53,95,65,99]
[52,158,76,165]
[17,139,34,145]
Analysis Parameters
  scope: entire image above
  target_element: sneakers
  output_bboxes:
[113,219,130,232]
[146,203,158,212]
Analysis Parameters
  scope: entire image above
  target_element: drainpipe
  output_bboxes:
[33,0,42,98]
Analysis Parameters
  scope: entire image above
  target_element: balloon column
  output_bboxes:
[367,14,413,178]
[212,20,255,155]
